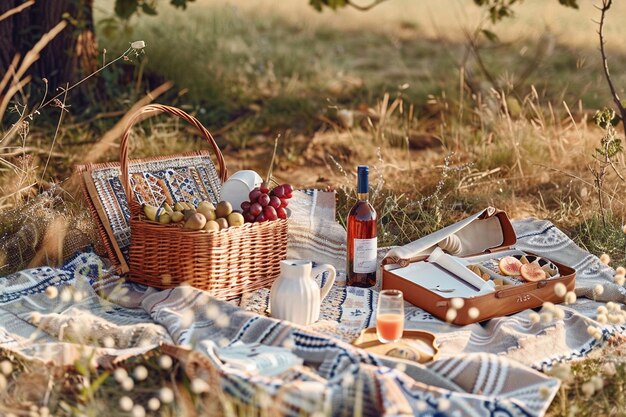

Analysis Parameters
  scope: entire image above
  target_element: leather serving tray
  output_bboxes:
[381,207,576,325]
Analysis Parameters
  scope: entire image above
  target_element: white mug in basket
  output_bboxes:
[221,170,263,211]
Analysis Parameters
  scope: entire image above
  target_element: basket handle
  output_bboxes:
[119,104,228,204]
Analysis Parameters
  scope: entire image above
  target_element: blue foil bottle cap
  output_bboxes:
[357,165,369,194]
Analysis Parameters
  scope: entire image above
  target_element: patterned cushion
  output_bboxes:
[75,151,222,271]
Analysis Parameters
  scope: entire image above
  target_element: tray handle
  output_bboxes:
[119,104,228,205]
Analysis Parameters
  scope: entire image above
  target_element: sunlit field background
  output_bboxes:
[1,0,626,415]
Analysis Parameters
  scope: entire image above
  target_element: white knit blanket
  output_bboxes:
[0,190,619,416]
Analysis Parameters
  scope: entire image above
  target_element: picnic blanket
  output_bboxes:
[0,190,622,416]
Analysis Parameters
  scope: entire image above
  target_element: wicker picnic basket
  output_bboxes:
[120,104,288,299]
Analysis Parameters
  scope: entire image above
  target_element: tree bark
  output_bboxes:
[0,0,99,106]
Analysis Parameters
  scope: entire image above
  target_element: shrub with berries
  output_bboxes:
[241,182,293,223]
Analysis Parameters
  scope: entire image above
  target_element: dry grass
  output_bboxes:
[1,0,626,415]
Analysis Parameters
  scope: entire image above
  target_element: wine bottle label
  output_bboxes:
[353,238,377,273]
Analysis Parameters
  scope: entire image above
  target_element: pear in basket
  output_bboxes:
[216,201,233,218]
[185,213,207,230]
[171,212,184,222]
[197,201,216,220]
[143,204,160,221]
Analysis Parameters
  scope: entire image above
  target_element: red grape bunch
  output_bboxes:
[241,182,294,223]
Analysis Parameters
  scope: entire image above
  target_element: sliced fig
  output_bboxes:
[520,263,547,282]
[499,256,523,276]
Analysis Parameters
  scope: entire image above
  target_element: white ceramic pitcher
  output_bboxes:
[269,260,336,325]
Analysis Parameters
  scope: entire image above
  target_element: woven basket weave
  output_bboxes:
[120,104,288,299]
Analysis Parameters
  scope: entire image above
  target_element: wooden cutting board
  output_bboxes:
[353,327,439,364]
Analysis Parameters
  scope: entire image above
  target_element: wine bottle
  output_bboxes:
[346,165,377,287]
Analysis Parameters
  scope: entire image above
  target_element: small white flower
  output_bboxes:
[190,378,210,394]
[45,286,58,299]
[591,375,604,391]
[114,368,128,383]
[553,283,567,298]
[445,308,457,323]
[598,305,608,315]
[73,291,84,303]
[602,362,617,376]
[133,365,148,381]
[616,266,626,276]
[160,387,174,403]
[119,396,133,411]
[131,404,146,417]
[102,336,115,348]
[587,325,598,336]
[597,313,608,324]
[467,307,480,320]
[147,397,160,411]
[581,381,595,397]
[614,274,625,286]
[542,301,556,312]
[599,254,611,265]
[131,41,146,50]
[415,401,428,412]
[554,307,565,320]
[564,291,577,305]
[529,312,540,324]
[540,312,553,323]
[158,355,173,370]
[0,360,13,376]
[60,288,72,303]
[121,377,134,391]
[549,362,572,383]
[594,284,605,297]
[450,298,464,310]
[30,312,42,325]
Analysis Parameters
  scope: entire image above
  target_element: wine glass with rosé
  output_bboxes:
[376,289,404,343]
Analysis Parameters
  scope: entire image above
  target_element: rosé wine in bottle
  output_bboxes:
[346,165,377,287]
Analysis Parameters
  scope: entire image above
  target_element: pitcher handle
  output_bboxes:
[312,264,336,301]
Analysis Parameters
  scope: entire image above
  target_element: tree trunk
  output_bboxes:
[0,0,99,108]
